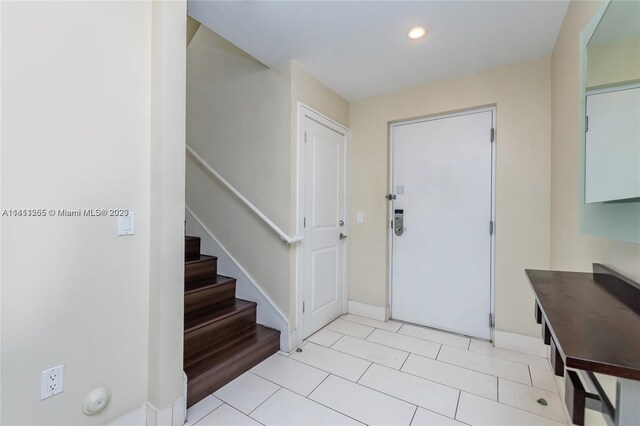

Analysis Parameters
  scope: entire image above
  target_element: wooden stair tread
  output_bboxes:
[185,274,235,294]
[185,298,255,333]
[185,324,280,381]
[185,254,217,265]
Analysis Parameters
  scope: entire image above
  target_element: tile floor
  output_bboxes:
[185,315,571,426]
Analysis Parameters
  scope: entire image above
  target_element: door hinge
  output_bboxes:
[385,194,396,200]
[585,116,589,132]
[303,301,305,313]
[304,131,308,143]
[391,220,393,229]
[489,313,494,327]
[490,128,495,142]
[490,221,494,235]
[303,217,306,228]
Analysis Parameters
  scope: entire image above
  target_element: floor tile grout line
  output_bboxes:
[329,336,411,367]
[356,362,374,383]
[500,375,560,395]
[340,314,403,333]
[454,390,462,420]
[329,333,348,349]
[306,374,372,426]
[247,384,282,417]
[185,395,222,425]
[528,365,534,386]
[432,349,533,384]
[307,371,332,396]
[398,352,411,371]
[408,406,418,426]
[435,344,443,360]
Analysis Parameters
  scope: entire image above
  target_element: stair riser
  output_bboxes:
[184,281,236,315]
[186,333,280,407]
[185,258,217,285]
[184,306,257,367]
[185,238,201,262]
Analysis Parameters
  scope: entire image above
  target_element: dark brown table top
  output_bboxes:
[525,264,640,380]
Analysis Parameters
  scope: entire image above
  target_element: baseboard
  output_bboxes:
[107,394,185,426]
[348,300,389,321]
[494,329,547,358]
[186,206,291,352]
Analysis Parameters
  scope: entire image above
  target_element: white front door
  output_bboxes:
[301,112,348,338]
[391,109,494,340]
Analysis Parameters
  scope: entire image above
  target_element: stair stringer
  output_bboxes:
[186,206,291,351]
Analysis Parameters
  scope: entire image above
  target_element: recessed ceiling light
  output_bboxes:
[408,26,427,40]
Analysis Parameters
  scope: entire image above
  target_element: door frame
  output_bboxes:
[295,102,350,348]
[387,105,497,341]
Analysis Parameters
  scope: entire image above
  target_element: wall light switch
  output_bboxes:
[356,212,364,223]
[118,212,135,236]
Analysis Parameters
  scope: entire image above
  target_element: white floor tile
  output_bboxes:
[455,392,566,426]
[402,354,497,401]
[306,328,344,347]
[332,335,409,369]
[309,375,416,426]
[530,365,559,393]
[411,408,465,426]
[251,354,328,396]
[196,404,261,426]
[498,378,565,422]
[398,324,470,349]
[469,340,551,370]
[185,395,223,426]
[367,329,440,359]
[289,342,371,381]
[438,345,531,385]
[251,387,363,426]
[342,314,403,332]
[326,318,376,339]
[214,372,279,414]
[359,364,459,418]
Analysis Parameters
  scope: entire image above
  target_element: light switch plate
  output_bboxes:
[118,212,135,236]
[356,212,364,223]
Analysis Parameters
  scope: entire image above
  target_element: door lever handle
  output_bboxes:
[339,233,348,240]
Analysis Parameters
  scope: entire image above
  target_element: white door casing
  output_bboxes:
[390,108,495,340]
[298,106,348,340]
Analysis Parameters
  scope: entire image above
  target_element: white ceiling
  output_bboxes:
[188,1,569,101]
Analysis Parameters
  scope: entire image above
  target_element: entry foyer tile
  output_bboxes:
[402,354,497,400]
[498,378,565,422]
[469,339,551,370]
[326,318,375,338]
[438,345,532,385]
[251,354,328,396]
[185,395,223,426]
[332,335,409,369]
[411,408,465,426]
[213,372,279,414]
[367,329,441,359]
[251,388,363,426]
[306,328,344,347]
[195,404,261,426]
[398,324,470,349]
[342,314,403,332]
[455,392,566,426]
[530,365,560,393]
[289,342,371,382]
[358,363,459,418]
[309,375,416,426]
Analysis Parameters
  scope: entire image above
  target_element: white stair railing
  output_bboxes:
[186,145,303,244]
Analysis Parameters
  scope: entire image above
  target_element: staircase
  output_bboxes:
[184,236,280,407]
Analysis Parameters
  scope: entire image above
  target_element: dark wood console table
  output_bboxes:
[526,264,640,426]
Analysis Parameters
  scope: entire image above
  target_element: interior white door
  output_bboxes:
[391,110,493,340]
[302,115,347,338]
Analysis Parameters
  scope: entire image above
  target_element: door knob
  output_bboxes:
[339,233,348,240]
[339,220,344,226]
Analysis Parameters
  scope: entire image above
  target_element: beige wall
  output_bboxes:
[550,0,640,283]
[186,25,348,334]
[348,57,552,337]
[186,25,293,320]
[1,1,185,424]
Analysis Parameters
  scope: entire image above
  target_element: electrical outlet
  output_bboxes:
[41,365,64,400]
